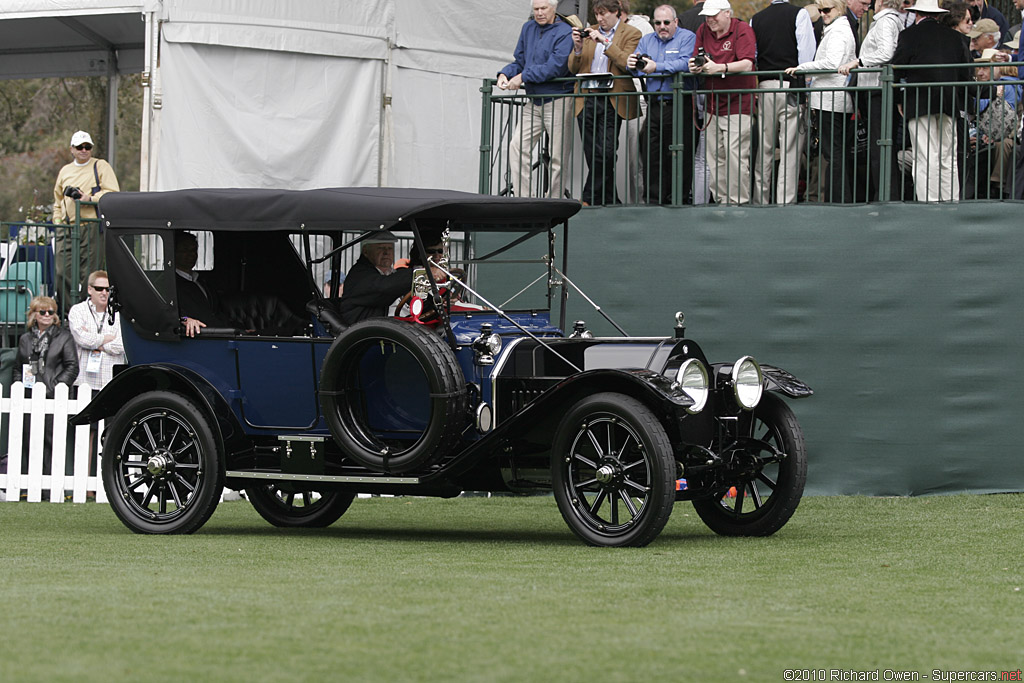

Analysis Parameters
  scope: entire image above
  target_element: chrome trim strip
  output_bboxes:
[225,470,421,485]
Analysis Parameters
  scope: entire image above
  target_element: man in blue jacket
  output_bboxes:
[627,5,696,204]
[498,0,575,199]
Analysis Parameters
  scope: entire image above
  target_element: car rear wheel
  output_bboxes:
[692,393,807,536]
[102,391,223,534]
[246,484,355,527]
[551,393,676,547]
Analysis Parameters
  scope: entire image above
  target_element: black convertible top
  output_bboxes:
[98,187,581,232]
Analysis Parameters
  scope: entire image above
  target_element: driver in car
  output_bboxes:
[337,230,414,325]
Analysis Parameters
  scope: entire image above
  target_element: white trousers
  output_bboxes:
[753,80,802,205]
[705,113,753,205]
[508,97,574,199]
[906,113,960,202]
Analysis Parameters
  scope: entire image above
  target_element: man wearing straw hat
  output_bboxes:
[891,0,973,201]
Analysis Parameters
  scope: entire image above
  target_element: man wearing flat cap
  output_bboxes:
[891,0,973,201]
[337,230,414,325]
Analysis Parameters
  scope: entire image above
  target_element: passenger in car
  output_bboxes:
[174,231,231,336]
[337,230,413,325]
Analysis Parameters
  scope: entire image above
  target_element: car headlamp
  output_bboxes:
[731,356,763,411]
[674,358,709,414]
[472,323,502,365]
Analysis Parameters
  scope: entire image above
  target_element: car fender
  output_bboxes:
[70,364,244,453]
[710,362,814,399]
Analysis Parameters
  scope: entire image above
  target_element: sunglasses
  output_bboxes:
[36,310,56,316]
[653,19,674,25]
[91,285,110,292]
[426,248,445,255]
[74,144,93,151]
[818,6,834,13]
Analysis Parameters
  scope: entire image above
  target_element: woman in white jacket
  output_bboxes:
[787,0,857,202]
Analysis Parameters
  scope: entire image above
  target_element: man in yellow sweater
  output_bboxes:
[51,131,120,312]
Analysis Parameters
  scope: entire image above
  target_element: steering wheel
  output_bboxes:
[395,288,449,322]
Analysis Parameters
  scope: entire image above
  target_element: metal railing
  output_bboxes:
[1,201,104,345]
[479,62,1024,206]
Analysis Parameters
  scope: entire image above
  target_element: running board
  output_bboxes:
[225,470,422,485]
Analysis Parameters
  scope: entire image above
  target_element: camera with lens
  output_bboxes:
[63,186,83,200]
[634,53,651,70]
[692,47,708,69]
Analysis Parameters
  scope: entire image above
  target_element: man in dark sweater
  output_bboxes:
[750,0,817,203]
[891,0,973,200]
[337,231,414,325]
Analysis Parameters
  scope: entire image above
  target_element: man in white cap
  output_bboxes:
[51,130,120,312]
[891,0,973,201]
[689,0,758,205]
[338,230,414,325]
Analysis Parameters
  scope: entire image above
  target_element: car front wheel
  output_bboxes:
[692,393,807,536]
[551,393,676,547]
[246,484,355,527]
[102,391,223,534]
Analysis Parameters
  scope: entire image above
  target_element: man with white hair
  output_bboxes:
[689,0,758,205]
[891,0,973,201]
[497,0,575,199]
[968,17,1001,55]
[338,231,413,325]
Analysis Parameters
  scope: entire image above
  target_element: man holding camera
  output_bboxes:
[628,5,696,205]
[567,0,641,205]
[52,131,120,310]
[689,0,757,205]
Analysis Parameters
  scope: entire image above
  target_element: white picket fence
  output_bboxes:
[0,382,105,503]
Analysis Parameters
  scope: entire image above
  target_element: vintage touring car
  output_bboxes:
[73,187,812,547]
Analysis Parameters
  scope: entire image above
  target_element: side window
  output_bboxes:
[117,232,174,306]
[289,234,334,295]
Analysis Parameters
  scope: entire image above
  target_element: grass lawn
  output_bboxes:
[1,494,1022,682]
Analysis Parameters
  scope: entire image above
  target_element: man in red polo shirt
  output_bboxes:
[689,0,757,204]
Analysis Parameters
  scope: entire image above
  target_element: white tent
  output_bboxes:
[0,1,567,193]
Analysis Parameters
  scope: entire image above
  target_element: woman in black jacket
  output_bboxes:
[15,295,79,397]
[13,296,79,484]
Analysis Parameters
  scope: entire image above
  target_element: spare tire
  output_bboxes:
[319,318,467,473]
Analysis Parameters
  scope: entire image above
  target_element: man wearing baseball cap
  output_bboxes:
[51,130,120,311]
[338,230,414,325]
[689,0,758,204]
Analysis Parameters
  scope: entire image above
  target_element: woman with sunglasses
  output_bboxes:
[15,296,79,398]
[786,0,857,203]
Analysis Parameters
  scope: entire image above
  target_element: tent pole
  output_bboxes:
[106,51,119,172]
[139,11,157,192]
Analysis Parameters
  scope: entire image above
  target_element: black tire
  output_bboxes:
[246,484,355,528]
[692,393,807,536]
[320,318,466,473]
[101,391,223,534]
[551,393,677,547]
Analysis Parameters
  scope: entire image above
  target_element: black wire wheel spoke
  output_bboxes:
[102,391,223,535]
[246,483,356,528]
[552,393,676,547]
[692,393,808,537]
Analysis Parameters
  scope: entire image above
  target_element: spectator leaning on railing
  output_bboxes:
[788,0,857,203]
[497,0,575,199]
[568,0,641,206]
[891,0,974,202]
[689,0,758,205]
[628,4,697,205]
[838,0,908,202]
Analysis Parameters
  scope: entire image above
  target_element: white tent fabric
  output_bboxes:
[1,0,562,193]
[148,0,533,192]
